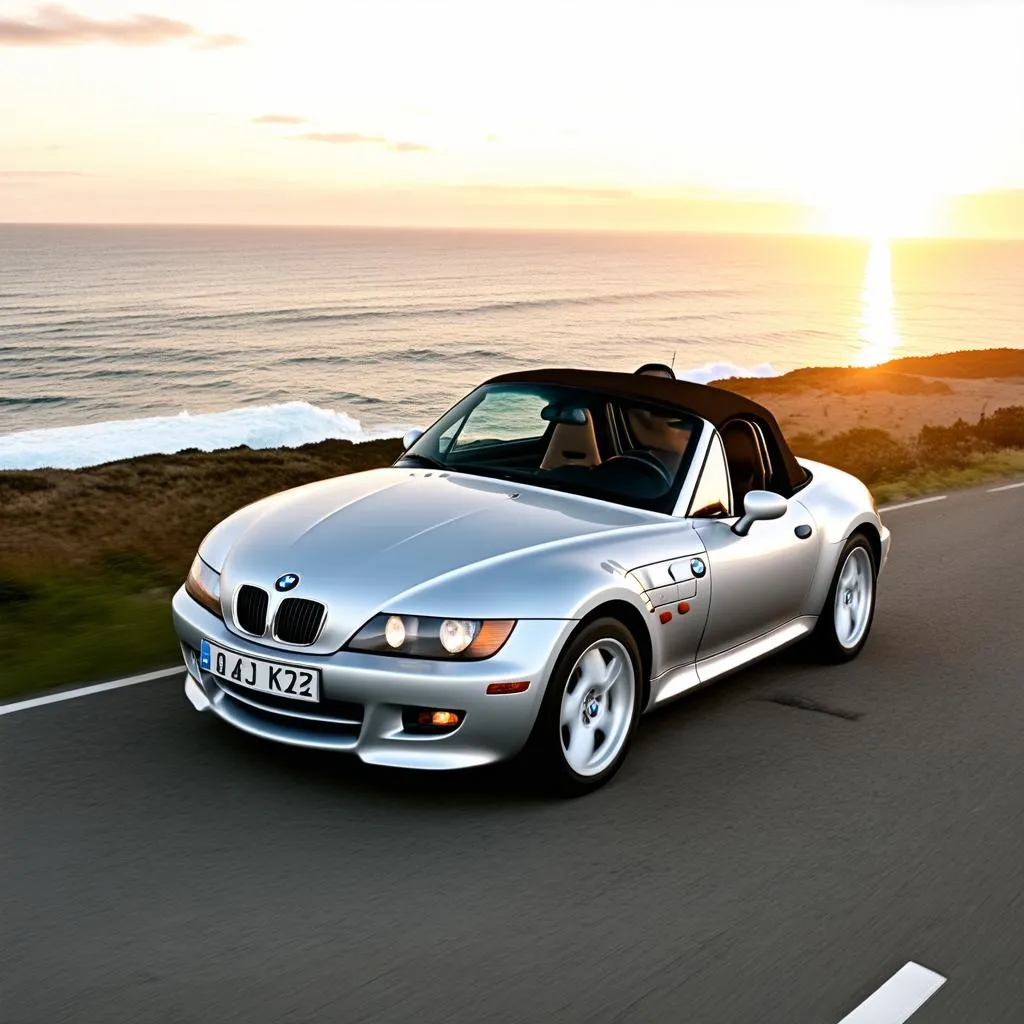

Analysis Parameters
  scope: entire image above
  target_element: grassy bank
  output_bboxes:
[2,359,1022,702]
[0,438,402,701]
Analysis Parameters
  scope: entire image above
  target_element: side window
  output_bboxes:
[688,432,732,518]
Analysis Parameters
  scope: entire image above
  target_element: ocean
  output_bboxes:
[1,225,1021,470]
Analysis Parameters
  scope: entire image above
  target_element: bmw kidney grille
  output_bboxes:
[274,598,326,645]
[236,584,269,636]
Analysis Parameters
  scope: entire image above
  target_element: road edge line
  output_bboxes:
[878,495,947,512]
[0,667,182,717]
[988,481,1024,493]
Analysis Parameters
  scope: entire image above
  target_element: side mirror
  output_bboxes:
[402,428,424,451]
[732,490,788,536]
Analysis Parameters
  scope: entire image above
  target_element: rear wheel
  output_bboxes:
[811,535,877,662]
[524,618,642,796]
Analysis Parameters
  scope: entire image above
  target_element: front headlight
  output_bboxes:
[185,554,222,619]
[347,614,515,660]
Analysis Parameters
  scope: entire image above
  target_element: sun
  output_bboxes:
[813,182,942,239]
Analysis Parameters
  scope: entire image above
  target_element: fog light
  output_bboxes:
[418,710,460,727]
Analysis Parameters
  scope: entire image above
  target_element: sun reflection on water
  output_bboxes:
[856,237,902,367]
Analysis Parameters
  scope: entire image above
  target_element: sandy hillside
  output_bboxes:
[712,348,1024,439]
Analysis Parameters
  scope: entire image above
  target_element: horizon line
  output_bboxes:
[1,221,1022,242]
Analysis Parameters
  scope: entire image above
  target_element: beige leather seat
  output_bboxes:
[626,408,692,473]
[540,410,602,470]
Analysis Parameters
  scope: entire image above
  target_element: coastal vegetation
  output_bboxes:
[1,350,1021,701]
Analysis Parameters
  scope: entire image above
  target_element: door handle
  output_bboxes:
[794,524,813,539]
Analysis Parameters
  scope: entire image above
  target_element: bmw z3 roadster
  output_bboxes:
[173,368,890,793]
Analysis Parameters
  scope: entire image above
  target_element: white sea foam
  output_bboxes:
[0,362,780,471]
[0,402,407,471]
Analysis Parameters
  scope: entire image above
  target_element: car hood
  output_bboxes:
[207,468,659,653]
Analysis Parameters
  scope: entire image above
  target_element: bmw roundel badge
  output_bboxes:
[690,558,707,578]
[275,573,300,592]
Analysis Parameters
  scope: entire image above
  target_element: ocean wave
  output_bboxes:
[278,347,508,367]
[0,395,73,407]
[10,288,740,337]
[0,402,407,471]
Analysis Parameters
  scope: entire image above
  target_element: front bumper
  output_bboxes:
[172,586,574,770]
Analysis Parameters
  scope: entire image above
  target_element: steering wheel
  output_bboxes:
[611,449,673,486]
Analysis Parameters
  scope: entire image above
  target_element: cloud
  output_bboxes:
[296,132,387,145]
[295,132,431,153]
[457,184,632,201]
[0,4,242,48]
[0,169,92,179]
[253,114,306,125]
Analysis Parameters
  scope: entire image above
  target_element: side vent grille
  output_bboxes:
[236,585,269,636]
[275,598,326,646]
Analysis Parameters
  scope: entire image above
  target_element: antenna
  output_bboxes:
[670,350,676,369]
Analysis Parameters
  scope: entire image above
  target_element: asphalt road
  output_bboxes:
[3,483,1023,1024]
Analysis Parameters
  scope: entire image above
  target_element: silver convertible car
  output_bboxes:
[173,369,890,793]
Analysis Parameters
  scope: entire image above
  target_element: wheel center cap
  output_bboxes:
[587,700,600,718]
[844,590,853,604]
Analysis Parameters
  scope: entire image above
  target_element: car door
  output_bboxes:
[687,429,821,660]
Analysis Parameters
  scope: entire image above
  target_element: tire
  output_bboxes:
[523,617,643,797]
[811,535,877,663]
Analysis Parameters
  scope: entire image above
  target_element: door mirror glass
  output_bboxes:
[732,490,788,536]
[402,428,424,451]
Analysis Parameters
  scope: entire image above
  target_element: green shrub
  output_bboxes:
[793,427,916,484]
[916,418,982,469]
[976,406,1024,449]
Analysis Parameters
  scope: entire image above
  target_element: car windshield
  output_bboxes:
[399,382,703,513]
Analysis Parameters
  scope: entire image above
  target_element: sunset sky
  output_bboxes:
[2,0,1023,236]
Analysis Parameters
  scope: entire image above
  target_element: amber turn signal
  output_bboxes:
[185,555,222,619]
[466,619,516,658]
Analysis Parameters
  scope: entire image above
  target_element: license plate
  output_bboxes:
[200,639,321,703]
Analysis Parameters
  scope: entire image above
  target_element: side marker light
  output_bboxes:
[678,602,690,614]
[486,681,530,695]
[659,611,673,624]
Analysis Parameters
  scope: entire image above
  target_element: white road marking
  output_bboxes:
[837,962,946,1024]
[988,481,1024,493]
[0,667,181,717]
[878,495,947,512]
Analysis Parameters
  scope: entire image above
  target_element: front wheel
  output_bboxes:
[811,536,877,662]
[524,618,642,797]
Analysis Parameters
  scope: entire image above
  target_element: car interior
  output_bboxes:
[718,419,768,506]
[413,384,784,511]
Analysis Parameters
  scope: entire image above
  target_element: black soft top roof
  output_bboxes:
[483,367,807,494]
